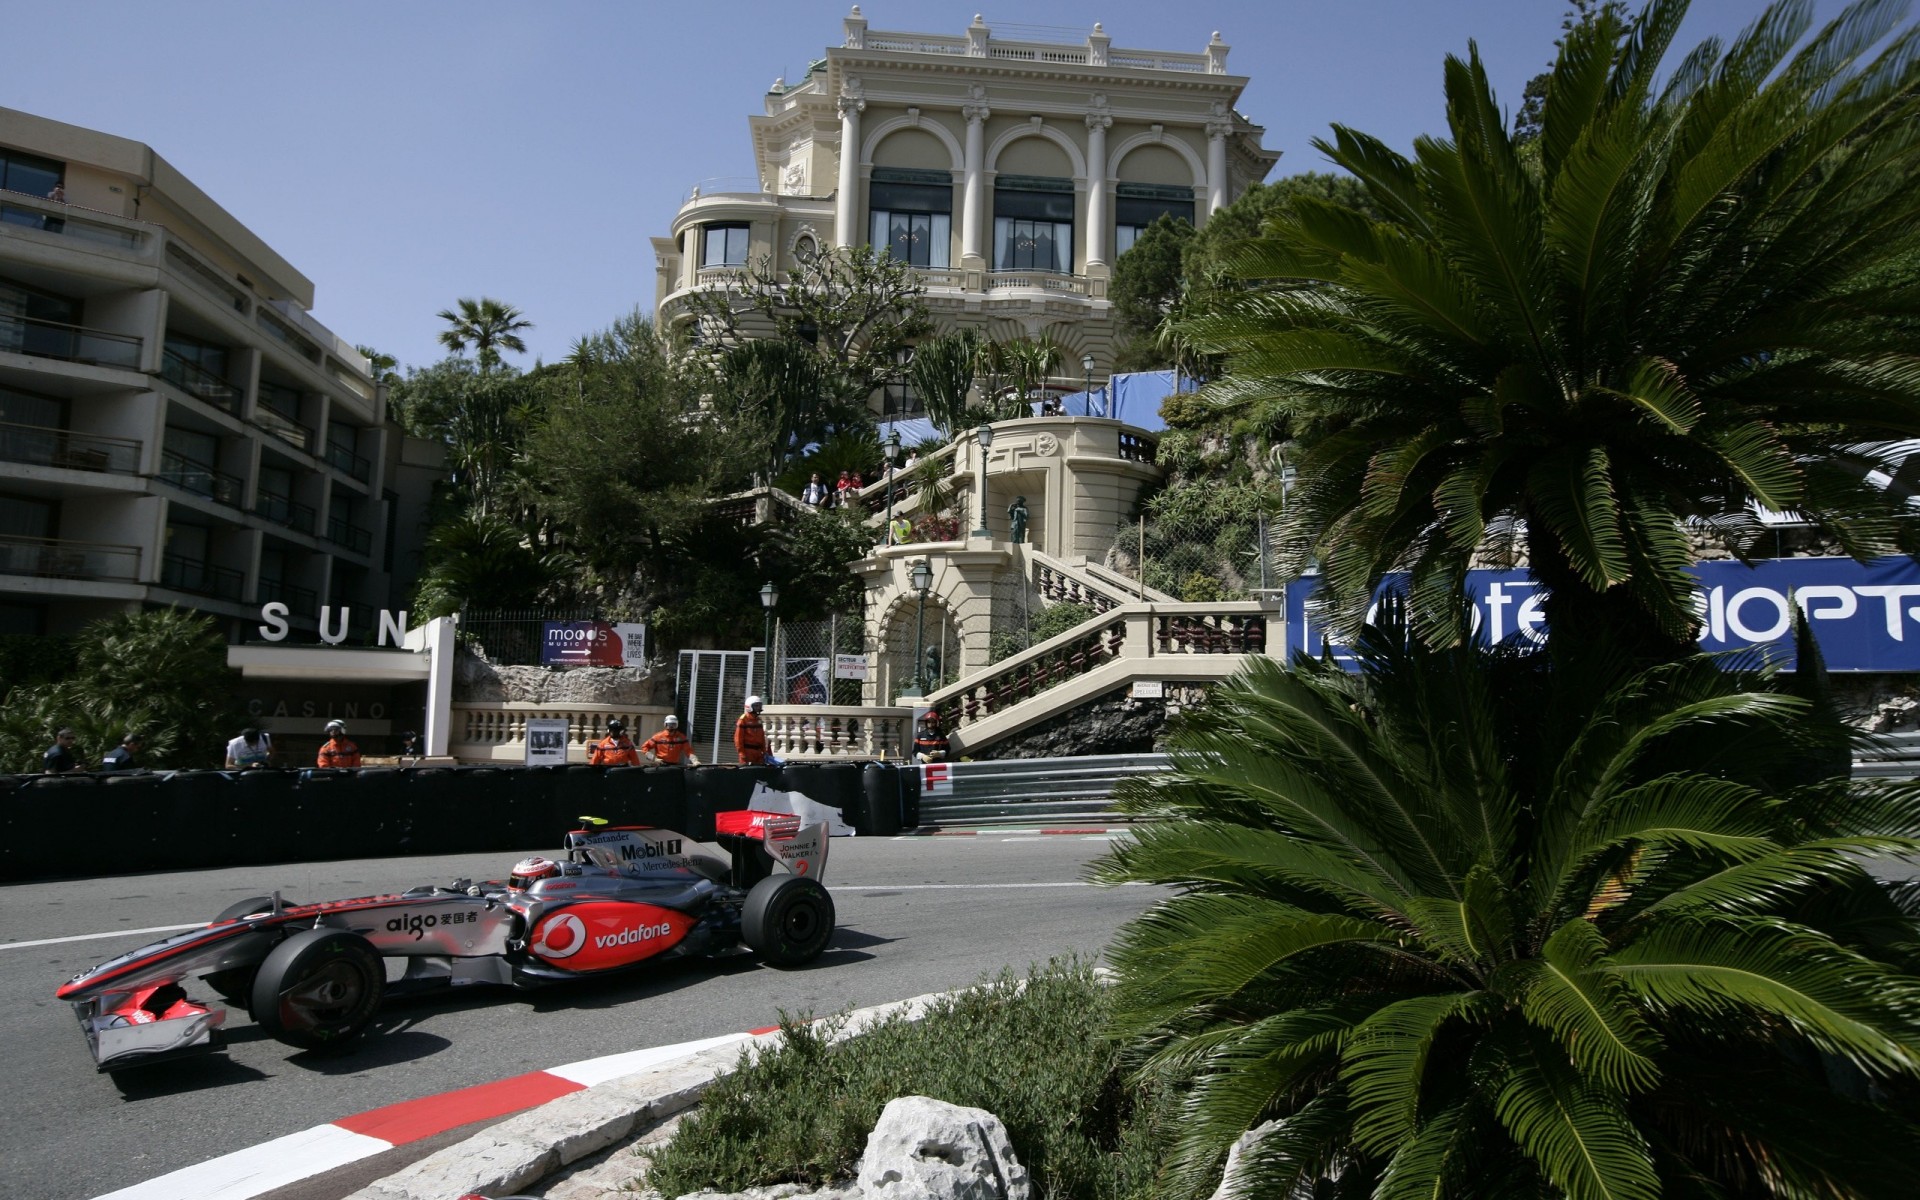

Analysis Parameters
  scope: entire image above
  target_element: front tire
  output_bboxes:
[742,875,835,967]
[250,929,384,1051]
[203,895,297,1005]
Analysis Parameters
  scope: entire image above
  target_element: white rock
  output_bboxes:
[856,1096,1029,1200]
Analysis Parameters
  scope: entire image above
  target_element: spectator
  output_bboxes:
[100,731,143,772]
[904,448,920,471]
[316,720,362,769]
[43,727,78,774]
[225,726,272,769]
[734,694,768,765]
[801,471,829,507]
[588,718,641,766]
[641,715,700,766]
[833,470,854,508]
[47,183,66,203]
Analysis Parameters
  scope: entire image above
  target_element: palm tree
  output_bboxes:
[436,297,533,373]
[1092,629,1920,1199]
[907,330,981,436]
[1187,0,1920,659]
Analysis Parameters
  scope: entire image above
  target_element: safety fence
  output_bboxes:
[0,761,920,881]
[916,753,1170,826]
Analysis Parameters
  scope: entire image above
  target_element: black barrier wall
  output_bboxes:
[0,762,902,881]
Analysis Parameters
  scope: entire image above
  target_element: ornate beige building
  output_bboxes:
[651,9,1279,382]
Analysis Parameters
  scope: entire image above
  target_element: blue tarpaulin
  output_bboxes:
[879,369,1195,446]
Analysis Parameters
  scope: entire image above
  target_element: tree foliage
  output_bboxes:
[0,609,240,771]
[1095,628,1920,1200]
[436,296,533,373]
[1111,214,1196,371]
[1188,0,1920,657]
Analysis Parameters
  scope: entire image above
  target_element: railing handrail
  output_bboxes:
[326,441,371,481]
[157,449,244,502]
[0,532,140,554]
[0,310,141,347]
[0,421,142,473]
[160,347,240,407]
[0,534,142,582]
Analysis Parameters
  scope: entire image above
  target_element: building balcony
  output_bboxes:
[0,313,142,371]
[0,421,141,475]
[156,450,244,507]
[161,553,245,601]
[255,578,317,612]
[0,197,145,253]
[253,490,316,535]
[253,404,313,453]
[325,515,372,556]
[0,534,140,582]
[326,442,371,482]
[159,349,241,412]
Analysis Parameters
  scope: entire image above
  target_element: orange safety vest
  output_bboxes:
[642,729,695,765]
[316,737,361,769]
[589,735,641,767]
[734,713,767,764]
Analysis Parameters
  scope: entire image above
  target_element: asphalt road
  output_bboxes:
[0,833,1155,1200]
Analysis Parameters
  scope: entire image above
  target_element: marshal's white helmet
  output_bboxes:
[745,695,763,712]
[664,715,679,728]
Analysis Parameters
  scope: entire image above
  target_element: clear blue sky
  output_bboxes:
[3,1,1840,373]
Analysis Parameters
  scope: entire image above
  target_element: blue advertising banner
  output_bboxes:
[1284,556,1920,673]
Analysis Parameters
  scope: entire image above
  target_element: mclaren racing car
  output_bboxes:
[57,810,834,1071]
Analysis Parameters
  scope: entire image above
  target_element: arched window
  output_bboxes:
[868,169,952,268]
[993,175,1074,272]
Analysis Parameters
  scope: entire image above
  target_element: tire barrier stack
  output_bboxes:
[0,761,921,882]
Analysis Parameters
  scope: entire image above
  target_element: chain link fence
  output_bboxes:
[460,608,598,665]
[775,614,869,705]
[1102,474,1286,603]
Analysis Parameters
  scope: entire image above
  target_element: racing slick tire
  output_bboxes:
[250,928,384,1052]
[742,875,835,967]
[203,895,299,1006]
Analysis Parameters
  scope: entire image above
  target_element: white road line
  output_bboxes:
[1,923,200,951]
[90,1124,390,1200]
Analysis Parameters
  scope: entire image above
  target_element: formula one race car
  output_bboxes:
[57,810,834,1071]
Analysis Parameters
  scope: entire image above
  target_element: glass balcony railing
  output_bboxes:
[325,516,372,556]
[253,490,316,534]
[253,404,313,452]
[0,421,140,474]
[0,535,141,582]
[0,200,142,250]
[0,313,142,370]
[161,554,245,601]
[326,441,371,482]
[160,349,240,412]
[255,578,317,612]
[157,450,243,507]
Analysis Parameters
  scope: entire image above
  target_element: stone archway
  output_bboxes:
[879,593,958,702]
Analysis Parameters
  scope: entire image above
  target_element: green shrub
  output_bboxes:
[644,958,1182,1199]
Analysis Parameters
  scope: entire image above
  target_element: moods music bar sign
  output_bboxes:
[541,621,648,669]
[1285,556,1920,673]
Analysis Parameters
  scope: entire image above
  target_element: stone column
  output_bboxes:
[962,91,990,268]
[835,84,866,248]
[1205,114,1232,216]
[1083,109,1112,272]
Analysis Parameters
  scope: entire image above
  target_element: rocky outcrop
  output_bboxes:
[968,684,1214,759]
[454,650,666,706]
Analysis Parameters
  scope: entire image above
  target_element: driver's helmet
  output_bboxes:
[509,856,560,890]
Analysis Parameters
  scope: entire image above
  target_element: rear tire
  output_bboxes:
[250,929,384,1051]
[742,875,835,967]
[203,895,297,1005]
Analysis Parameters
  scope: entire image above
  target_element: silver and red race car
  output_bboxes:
[57,809,835,1071]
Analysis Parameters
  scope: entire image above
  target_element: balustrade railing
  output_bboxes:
[1156,612,1269,655]
[987,271,1090,296]
[449,704,670,762]
[0,313,142,369]
[157,450,243,506]
[1117,430,1157,463]
[0,422,140,474]
[762,706,911,761]
[936,613,1131,733]
[0,535,140,581]
[1032,558,1123,613]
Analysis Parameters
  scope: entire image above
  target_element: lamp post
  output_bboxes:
[882,427,901,544]
[902,558,933,698]
[759,580,779,700]
[1080,352,1094,416]
[971,421,994,539]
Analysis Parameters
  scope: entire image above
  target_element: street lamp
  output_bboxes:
[759,580,779,700]
[902,558,933,698]
[971,421,994,539]
[1080,352,1095,416]
[882,427,902,545]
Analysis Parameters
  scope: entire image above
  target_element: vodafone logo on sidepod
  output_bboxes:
[529,913,586,960]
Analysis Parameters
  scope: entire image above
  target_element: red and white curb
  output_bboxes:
[89,1029,776,1200]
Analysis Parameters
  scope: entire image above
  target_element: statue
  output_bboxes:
[923,646,942,688]
[1006,495,1029,544]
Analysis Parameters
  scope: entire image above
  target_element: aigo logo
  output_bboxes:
[527,902,695,968]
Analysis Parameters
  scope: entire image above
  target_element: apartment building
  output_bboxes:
[0,106,434,638]
[651,9,1280,411]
